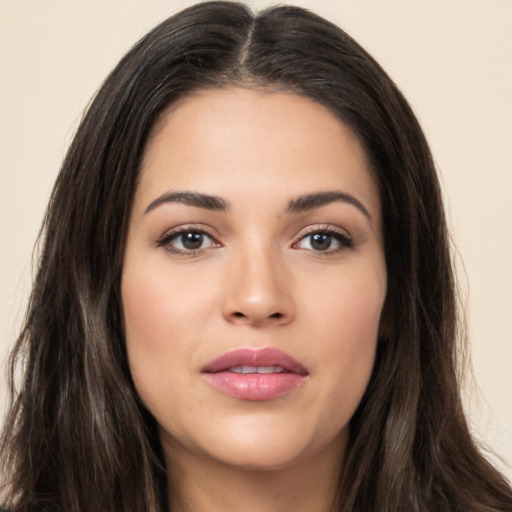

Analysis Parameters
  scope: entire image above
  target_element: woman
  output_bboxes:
[1,2,511,511]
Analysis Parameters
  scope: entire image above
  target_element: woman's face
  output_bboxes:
[122,88,387,472]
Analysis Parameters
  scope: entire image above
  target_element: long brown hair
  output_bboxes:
[1,2,511,511]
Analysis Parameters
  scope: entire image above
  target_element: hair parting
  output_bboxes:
[1,2,511,511]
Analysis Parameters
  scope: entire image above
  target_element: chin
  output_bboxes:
[208,440,311,472]
[161,414,348,474]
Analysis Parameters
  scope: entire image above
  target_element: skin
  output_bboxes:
[122,88,387,511]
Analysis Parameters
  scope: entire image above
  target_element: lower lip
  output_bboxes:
[203,372,306,401]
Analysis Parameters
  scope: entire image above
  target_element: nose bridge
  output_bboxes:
[222,237,293,326]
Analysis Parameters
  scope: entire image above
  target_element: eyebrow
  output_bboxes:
[287,191,371,219]
[144,189,370,219]
[144,191,230,214]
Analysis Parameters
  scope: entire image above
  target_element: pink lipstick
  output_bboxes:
[202,348,308,401]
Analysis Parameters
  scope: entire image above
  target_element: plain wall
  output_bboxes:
[1,0,511,479]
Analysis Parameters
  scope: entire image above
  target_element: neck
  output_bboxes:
[163,439,345,512]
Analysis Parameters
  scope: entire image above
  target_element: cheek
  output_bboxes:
[306,261,385,350]
[123,275,196,348]
[122,254,218,345]
[120,259,216,409]
[303,264,385,425]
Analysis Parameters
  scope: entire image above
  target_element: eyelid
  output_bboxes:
[155,224,221,255]
[294,224,352,241]
[154,223,353,256]
[291,224,354,253]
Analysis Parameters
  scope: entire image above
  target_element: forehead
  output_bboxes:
[136,87,380,223]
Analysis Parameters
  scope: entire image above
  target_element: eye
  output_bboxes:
[294,229,353,253]
[157,228,218,254]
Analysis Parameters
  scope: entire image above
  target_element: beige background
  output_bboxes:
[1,0,511,480]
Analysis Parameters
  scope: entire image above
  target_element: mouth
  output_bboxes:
[201,348,308,401]
[227,365,288,374]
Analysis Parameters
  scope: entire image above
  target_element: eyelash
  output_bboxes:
[156,226,219,256]
[156,225,353,256]
[292,226,354,255]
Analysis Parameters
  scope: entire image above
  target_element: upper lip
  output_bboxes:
[202,348,309,375]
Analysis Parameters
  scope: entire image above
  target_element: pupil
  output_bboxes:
[311,233,331,251]
[182,232,203,250]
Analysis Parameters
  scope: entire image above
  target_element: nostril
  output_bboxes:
[231,311,284,320]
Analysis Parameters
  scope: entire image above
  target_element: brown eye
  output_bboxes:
[295,230,353,253]
[179,232,205,250]
[158,229,217,253]
[310,233,333,251]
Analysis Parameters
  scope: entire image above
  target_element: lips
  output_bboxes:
[202,348,308,401]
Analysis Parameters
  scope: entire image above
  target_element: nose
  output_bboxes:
[221,247,294,327]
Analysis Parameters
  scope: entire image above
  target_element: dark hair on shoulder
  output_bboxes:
[1,2,511,511]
